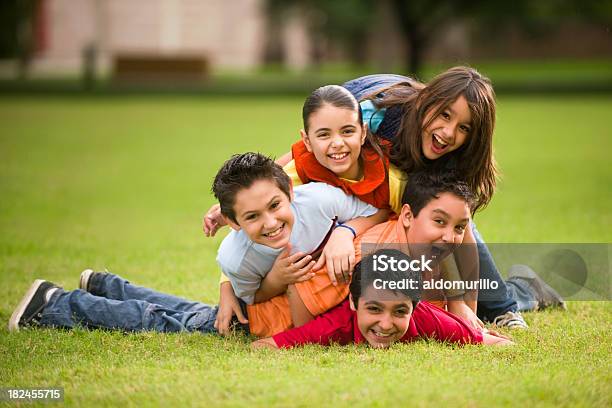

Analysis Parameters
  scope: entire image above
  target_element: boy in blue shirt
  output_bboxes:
[8,153,379,334]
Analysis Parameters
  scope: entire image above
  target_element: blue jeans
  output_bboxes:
[471,224,541,321]
[40,273,219,333]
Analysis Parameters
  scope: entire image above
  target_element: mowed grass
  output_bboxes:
[0,95,610,407]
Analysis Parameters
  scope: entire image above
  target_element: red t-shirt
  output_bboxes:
[272,300,483,348]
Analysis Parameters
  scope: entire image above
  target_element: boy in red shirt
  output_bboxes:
[252,253,512,349]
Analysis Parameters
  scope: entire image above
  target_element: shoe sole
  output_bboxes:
[79,269,94,291]
[508,264,566,310]
[8,279,46,332]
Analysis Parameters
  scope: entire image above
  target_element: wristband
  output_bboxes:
[335,223,356,238]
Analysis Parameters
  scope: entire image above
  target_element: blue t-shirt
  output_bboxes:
[217,183,378,304]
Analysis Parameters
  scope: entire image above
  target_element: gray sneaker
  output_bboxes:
[492,311,529,329]
[8,280,60,332]
[508,264,567,311]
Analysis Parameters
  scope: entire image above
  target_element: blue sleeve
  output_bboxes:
[360,100,386,134]
[216,232,265,305]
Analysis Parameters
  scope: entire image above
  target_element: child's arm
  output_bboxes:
[252,301,352,349]
[453,223,479,312]
[276,151,293,167]
[446,296,484,330]
[251,337,279,350]
[214,281,248,335]
[482,329,514,346]
[286,284,315,327]
[203,203,226,237]
[254,246,315,303]
[314,209,389,285]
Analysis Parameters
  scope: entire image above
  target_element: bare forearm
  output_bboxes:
[454,224,479,311]
[287,284,314,327]
[275,151,292,167]
[251,337,279,349]
[254,273,287,303]
[483,332,514,346]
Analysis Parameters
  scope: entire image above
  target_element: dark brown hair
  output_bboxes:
[372,67,497,213]
[212,153,291,223]
[401,170,475,217]
[302,85,385,167]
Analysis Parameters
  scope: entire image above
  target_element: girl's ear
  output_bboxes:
[349,294,357,311]
[300,129,313,152]
[399,204,413,229]
[360,123,368,145]
[223,215,241,232]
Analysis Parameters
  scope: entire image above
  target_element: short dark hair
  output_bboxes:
[350,250,420,310]
[302,84,385,162]
[212,152,291,223]
[401,170,475,217]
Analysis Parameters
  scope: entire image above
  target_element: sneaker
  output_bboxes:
[8,280,60,332]
[508,264,567,311]
[78,269,96,292]
[492,311,529,329]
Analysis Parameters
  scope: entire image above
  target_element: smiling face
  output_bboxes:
[351,286,413,348]
[401,192,471,259]
[225,179,294,249]
[421,95,472,160]
[301,104,366,180]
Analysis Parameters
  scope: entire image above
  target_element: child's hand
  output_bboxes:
[251,337,279,350]
[447,299,485,330]
[313,226,356,286]
[270,245,315,286]
[482,328,514,346]
[214,281,248,335]
[203,203,226,237]
[483,328,511,341]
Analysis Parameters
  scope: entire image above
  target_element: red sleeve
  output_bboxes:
[410,301,483,344]
[272,301,355,348]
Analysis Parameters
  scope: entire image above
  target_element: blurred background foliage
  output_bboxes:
[0,0,609,94]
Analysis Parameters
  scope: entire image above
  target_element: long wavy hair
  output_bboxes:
[369,67,498,213]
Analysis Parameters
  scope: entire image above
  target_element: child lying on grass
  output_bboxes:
[8,152,379,334]
[252,253,513,349]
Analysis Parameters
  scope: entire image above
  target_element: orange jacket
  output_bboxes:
[291,140,390,210]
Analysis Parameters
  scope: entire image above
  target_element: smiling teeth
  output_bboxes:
[434,134,448,146]
[373,331,392,337]
[263,225,283,238]
[329,153,349,160]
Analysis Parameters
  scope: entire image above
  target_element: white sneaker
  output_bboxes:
[492,311,529,329]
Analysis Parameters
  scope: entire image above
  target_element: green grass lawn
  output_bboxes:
[0,95,610,406]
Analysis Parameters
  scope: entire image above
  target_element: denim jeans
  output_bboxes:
[40,273,219,333]
[471,224,542,321]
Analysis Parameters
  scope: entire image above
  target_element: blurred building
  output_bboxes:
[32,0,267,75]
[17,0,612,78]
